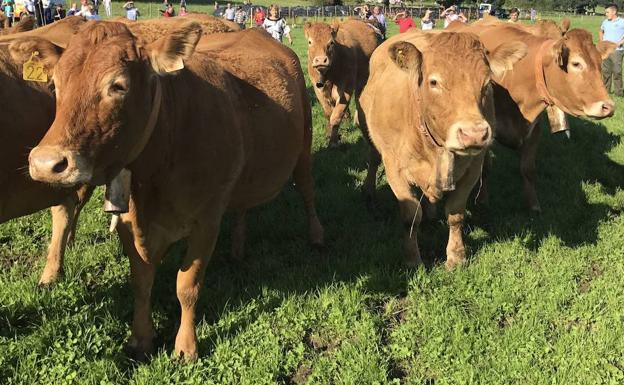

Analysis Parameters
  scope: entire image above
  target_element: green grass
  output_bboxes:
[2,15,624,385]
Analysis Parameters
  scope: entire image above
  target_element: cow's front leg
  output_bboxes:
[327,91,352,147]
[444,154,485,270]
[38,196,77,286]
[520,121,542,213]
[174,219,222,361]
[118,213,169,360]
[384,159,423,266]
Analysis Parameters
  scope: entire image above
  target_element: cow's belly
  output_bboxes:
[228,115,305,210]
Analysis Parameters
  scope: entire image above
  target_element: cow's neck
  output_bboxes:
[497,49,548,124]
[127,79,169,181]
[325,44,350,83]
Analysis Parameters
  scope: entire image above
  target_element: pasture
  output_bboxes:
[2,14,624,385]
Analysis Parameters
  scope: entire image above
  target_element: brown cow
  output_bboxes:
[0,17,91,286]
[304,19,379,146]
[1,16,237,286]
[358,31,526,269]
[26,21,323,360]
[453,21,615,211]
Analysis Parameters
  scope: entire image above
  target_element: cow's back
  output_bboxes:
[0,16,87,47]
[338,19,379,59]
[196,28,309,208]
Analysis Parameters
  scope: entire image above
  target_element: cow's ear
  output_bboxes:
[551,39,569,68]
[148,21,202,74]
[8,37,63,76]
[330,22,339,37]
[597,40,616,60]
[487,41,527,78]
[388,41,422,78]
[560,18,571,35]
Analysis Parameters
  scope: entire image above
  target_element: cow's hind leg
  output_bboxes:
[384,159,423,267]
[231,210,246,260]
[174,219,222,361]
[293,147,324,247]
[38,196,77,286]
[66,185,95,247]
[520,122,542,213]
[444,153,485,270]
[356,101,382,212]
[474,150,491,206]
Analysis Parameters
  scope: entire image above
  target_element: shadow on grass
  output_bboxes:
[2,108,622,370]
[468,115,624,252]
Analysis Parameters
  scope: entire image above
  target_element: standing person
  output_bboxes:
[262,4,292,44]
[420,8,434,30]
[2,0,13,26]
[67,2,77,15]
[442,5,465,28]
[123,0,139,20]
[160,2,175,16]
[600,4,624,96]
[530,8,537,21]
[234,5,246,29]
[253,7,264,27]
[393,9,415,33]
[354,4,371,19]
[508,7,519,23]
[103,0,110,17]
[368,5,386,38]
[223,2,234,21]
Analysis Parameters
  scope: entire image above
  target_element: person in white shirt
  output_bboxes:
[262,4,292,44]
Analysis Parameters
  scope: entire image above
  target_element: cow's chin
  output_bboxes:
[29,146,94,188]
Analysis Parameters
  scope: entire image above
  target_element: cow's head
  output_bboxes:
[543,29,615,119]
[304,22,338,88]
[26,21,202,187]
[389,32,526,155]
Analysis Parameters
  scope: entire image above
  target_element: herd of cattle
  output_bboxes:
[0,13,616,360]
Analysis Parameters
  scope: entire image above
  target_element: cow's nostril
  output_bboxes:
[52,157,69,174]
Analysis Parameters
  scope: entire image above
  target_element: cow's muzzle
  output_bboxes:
[447,120,492,154]
[583,100,615,119]
[314,64,330,88]
[29,146,92,187]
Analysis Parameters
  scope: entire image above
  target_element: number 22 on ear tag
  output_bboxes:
[23,51,48,83]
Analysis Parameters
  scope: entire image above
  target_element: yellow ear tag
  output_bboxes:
[23,51,48,83]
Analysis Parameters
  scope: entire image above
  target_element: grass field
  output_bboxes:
[2,14,624,385]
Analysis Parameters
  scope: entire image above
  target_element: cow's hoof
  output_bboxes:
[529,204,542,215]
[37,281,56,290]
[124,338,154,362]
[406,252,423,268]
[444,257,467,271]
[174,337,198,362]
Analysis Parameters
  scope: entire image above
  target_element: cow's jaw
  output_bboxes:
[29,146,93,187]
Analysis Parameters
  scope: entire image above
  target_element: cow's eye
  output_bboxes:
[571,61,583,70]
[109,81,128,96]
[429,79,438,88]
[308,40,312,45]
